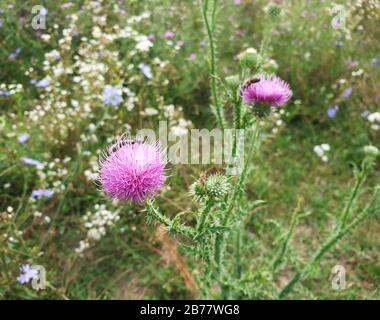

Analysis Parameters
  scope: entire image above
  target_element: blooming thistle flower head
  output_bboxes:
[242,74,292,117]
[99,137,166,203]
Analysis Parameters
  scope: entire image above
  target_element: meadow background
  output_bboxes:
[0,0,379,299]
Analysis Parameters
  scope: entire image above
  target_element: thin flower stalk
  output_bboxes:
[200,0,225,129]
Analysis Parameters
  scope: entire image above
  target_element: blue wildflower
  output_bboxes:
[35,78,50,88]
[9,48,21,59]
[17,264,38,284]
[327,105,339,118]
[361,110,369,118]
[138,63,153,79]
[371,58,378,67]
[102,85,123,106]
[0,90,11,96]
[17,133,30,143]
[335,41,344,47]
[21,157,43,167]
[342,87,352,99]
[40,7,48,15]
[31,189,54,199]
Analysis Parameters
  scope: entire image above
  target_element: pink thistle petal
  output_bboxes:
[99,138,166,203]
[242,74,292,107]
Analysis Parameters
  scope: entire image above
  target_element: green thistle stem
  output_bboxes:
[234,227,242,279]
[145,199,196,238]
[232,91,242,160]
[197,201,213,233]
[272,205,300,272]
[214,123,260,276]
[340,169,365,228]
[200,0,224,129]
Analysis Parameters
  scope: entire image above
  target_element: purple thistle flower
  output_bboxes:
[17,133,30,143]
[31,189,54,199]
[242,74,293,107]
[99,137,166,203]
[327,105,339,118]
[17,264,38,284]
[102,85,123,107]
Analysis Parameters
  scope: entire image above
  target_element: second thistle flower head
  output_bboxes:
[242,74,292,108]
[99,137,166,203]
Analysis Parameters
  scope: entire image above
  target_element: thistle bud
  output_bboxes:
[190,169,230,202]
[363,145,379,157]
[225,75,240,92]
[204,174,230,199]
[264,3,281,18]
[267,4,281,17]
[238,48,263,70]
[262,59,279,74]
